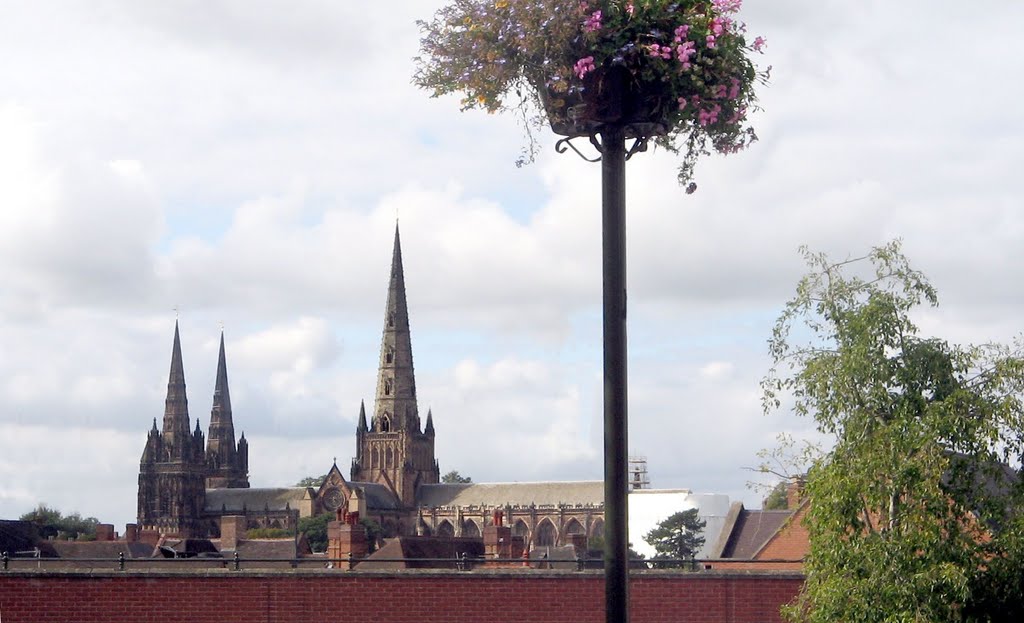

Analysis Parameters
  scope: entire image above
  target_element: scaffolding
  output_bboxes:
[628,455,651,491]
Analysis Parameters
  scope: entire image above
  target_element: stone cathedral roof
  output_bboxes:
[416,481,604,508]
[205,487,311,513]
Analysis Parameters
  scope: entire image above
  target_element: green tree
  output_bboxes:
[298,513,382,554]
[295,474,327,488]
[441,470,472,483]
[762,481,789,511]
[764,242,1024,623]
[643,508,706,567]
[298,512,333,553]
[20,504,99,540]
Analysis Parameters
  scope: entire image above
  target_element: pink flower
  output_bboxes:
[649,43,672,59]
[753,36,766,52]
[673,24,690,43]
[626,3,634,16]
[675,41,696,68]
[729,77,740,99]
[706,34,716,49]
[574,56,595,79]
[713,84,727,99]
[709,18,725,36]
[728,105,747,124]
[677,97,687,110]
[583,10,602,33]
[698,104,722,126]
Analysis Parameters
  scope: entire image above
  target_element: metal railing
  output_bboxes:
[1,550,802,573]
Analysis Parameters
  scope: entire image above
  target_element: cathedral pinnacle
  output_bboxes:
[358,399,368,433]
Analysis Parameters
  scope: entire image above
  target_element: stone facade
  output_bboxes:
[137,224,602,547]
[137,325,249,538]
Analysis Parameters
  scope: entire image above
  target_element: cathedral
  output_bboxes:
[137,225,604,548]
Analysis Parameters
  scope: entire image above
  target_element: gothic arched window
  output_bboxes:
[513,519,529,538]
[462,520,481,539]
[384,378,393,396]
[381,414,391,432]
[536,519,557,547]
[565,518,584,535]
[437,520,455,538]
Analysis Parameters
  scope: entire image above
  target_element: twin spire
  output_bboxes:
[158,322,247,487]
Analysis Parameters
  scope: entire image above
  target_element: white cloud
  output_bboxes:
[2,0,1024,530]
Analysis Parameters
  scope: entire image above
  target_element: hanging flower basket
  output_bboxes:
[414,0,768,187]
[534,66,669,139]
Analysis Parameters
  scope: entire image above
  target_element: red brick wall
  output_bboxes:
[0,570,801,623]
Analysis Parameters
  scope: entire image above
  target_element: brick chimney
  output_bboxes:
[327,521,367,569]
[95,524,116,542]
[124,524,139,543]
[220,515,247,551]
[786,476,806,509]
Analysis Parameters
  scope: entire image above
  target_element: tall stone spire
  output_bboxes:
[350,224,439,505]
[162,321,191,451]
[138,321,207,537]
[374,224,420,433]
[205,331,249,489]
[207,332,234,453]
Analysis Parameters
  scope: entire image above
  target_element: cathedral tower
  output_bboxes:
[205,331,249,489]
[351,225,439,505]
[137,322,208,537]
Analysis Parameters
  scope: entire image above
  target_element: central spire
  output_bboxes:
[374,223,419,433]
[206,331,235,458]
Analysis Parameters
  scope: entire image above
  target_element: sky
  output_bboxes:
[1,0,1023,531]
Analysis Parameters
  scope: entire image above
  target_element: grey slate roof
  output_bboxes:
[416,481,604,508]
[348,481,401,511]
[717,509,794,559]
[50,540,153,559]
[360,536,484,570]
[205,487,309,513]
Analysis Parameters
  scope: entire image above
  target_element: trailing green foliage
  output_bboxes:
[764,241,1024,623]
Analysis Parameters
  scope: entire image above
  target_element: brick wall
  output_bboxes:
[0,570,801,623]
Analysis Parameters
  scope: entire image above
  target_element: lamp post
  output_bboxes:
[551,67,662,623]
[600,122,629,623]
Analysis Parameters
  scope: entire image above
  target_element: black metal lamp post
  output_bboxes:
[552,67,665,623]
[601,123,630,623]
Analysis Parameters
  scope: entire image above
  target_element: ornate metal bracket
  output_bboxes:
[555,136,602,162]
[554,123,660,163]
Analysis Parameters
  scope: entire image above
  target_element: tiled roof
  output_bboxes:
[0,520,58,558]
[718,509,793,559]
[348,481,401,510]
[359,536,484,569]
[50,541,153,559]
[417,481,604,508]
[205,487,308,512]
